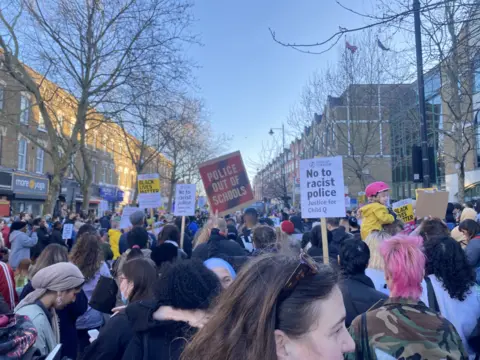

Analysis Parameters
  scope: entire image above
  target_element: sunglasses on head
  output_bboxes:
[278,251,319,302]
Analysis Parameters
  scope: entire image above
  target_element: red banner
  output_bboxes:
[199,151,255,215]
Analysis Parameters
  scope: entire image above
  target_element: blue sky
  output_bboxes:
[189,0,368,173]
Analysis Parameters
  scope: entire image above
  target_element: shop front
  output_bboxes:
[0,168,13,216]
[12,173,49,216]
[99,186,124,211]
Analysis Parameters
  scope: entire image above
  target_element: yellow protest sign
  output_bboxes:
[392,202,414,223]
[137,173,162,208]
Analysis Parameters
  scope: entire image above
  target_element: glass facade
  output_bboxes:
[390,69,444,200]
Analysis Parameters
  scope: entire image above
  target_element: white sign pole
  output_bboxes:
[300,156,346,264]
[180,216,186,249]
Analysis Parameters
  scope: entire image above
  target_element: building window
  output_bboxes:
[38,112,46,131]
[109,166,114,184]
[102,166,106,183]
[110,140,115,154]
[20,95,30,124]
[18,138,27,171]
[93,131,97,150]
[92,162,97,183]
[35,147,44,174]
[0,86,4,111]
[103,135,107,152]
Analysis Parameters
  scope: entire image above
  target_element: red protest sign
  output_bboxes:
[199,151,255,215]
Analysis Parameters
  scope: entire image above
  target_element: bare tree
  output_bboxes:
[0,0,195,213]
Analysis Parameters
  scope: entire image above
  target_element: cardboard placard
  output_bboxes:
[198,151,255,215]
[62,224,73,240]
[138,173,162,209]
[174,184,196,217]
[415,190,449,219]
[300,156,346,218]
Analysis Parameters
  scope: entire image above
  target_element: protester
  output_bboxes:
[252,225,277,255]
[175,217,193,257]
[204,257,237,289]
[0,260,17,312]
[83,257,156,360]
[348,217,360,236]
[420,236,480,357]
[193,218,245,261]
[452,207,478,244]
[237,207,258,251]
[99,211,112,231]
[326,217,353,248]
[364,231,391,295]
[0,313,38,358]
[346,235,467,359]
[445,202,456,229]
[338,238,387,327]
[358,181,395,240]
[9,221,38,270]
[182,253,354,360]
[50,221,64,246]
[123,260,221,359]
[157,224,188,259]
[1,220,9,249]
[151,242,178,275]
[14,262,85,356]
[289,215,304,239]
[14,258,30,295]
[20,243,88,359]
[70,233,111,354]
[458,219,480,269]
[108,220,122,260]
[307,225,337,262]
[31,217,50,259]
[226,224,238,241]
[99,229,114,264]
[119,210,145,254]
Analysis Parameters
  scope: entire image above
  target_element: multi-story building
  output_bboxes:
[0,58,171,215]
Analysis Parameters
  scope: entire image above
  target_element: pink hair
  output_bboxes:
[379,234,425,299]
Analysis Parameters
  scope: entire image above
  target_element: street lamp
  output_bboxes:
[269,123,289,208]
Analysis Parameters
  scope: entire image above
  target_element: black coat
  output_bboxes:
[330,226,353,249]
[340,273,388,327]
[100,216,111,231]
[307,244,339,263]
[122,301,196,360]
[50,228,66,247]
[82,310,132,360]
[31,226,51,259]
[192,229,247,261]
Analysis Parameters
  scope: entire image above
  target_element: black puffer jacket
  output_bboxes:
[340,273,388,327]
[330,226,353,249]
[122,301,197,360]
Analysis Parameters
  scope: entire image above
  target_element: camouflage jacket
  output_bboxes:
[344,298,468,360]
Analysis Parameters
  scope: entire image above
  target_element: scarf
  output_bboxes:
[14,262,84,343]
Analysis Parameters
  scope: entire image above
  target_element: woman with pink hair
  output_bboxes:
[345,235,467,360]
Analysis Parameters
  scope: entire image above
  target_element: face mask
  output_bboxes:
[120,291,129,305]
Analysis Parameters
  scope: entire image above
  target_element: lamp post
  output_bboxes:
[413,0,431,188]
[269,123,289,208]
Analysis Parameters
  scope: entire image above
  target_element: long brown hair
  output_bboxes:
[121,258,156,303]
[30,243,68,279]
[70,233,103,281]
[181,254,338,360]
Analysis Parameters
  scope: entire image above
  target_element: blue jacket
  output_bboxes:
[9,230,38,269]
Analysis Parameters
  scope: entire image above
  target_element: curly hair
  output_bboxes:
[424,236,476,301]
[70,233,103,281]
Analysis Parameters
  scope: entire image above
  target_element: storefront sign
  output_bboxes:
[13,174,49,197]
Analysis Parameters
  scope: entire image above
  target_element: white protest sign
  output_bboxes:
[62,223,73,240]
[137,173,162,209]
[174,184,196,216]
[119,207,140,229]
[300,156,346,218]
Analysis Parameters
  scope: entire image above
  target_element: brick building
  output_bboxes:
[0,59,171,215]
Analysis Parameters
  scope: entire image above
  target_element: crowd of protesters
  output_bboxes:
[1,181,480,359]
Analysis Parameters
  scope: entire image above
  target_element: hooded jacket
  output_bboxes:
[192,229,246,261]
[9,230,38,270]
[359,203,395,240]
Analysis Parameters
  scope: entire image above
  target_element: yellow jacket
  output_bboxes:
[108,229,122,260]
[359,202,395,240]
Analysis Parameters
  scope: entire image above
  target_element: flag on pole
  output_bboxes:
[345,41,358,54]
[377,39,390,51]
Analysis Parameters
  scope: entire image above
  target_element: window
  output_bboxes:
[20,95,30,124]
[92,162,97,183]
[103,135,107,152]
[110,140,115,154]
[35,147,44,174]
[38,112,46,131]
[0,86,4,111]
[109,166,114,184]
[102,166,106,183]
[18,138,27,171]
[93,131,98,150]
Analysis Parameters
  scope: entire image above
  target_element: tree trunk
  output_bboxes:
[167,179,176,212]
[81,184,90,212]
[457,165,465,204]
[45,172,62,215]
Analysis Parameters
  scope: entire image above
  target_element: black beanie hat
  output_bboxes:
[10,221,27,232]
[154,259,220,310]
[150,243,178,267]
